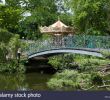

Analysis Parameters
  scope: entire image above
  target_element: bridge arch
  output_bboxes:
[28,48,103,59]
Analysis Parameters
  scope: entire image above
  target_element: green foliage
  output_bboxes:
[0,29,26,73]
[64,0,110,35]
[0,43,7,62]
[48,54,110,72]
[17,63,26,74]
[0,0,73,40]
[48,55,63,70]
[18,0,73,40]
[48,54,109,90]
[47,70,81,90]
[0,4,23,33]
[0,29,12,43]
[91,72,103,85]
[74,55,110,72]
[0,60,25,73]
[8,34,21,49]
[48,54,78,71]
[8,34,28,58]
[58,13,73,26]
[76,73,92,89]
[47,70,102,90]
[101,50,110,58]
[0,29,12,62]
[19,0,58,39]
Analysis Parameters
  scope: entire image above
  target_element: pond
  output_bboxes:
[1,72,110,91]
[0,72,53,90]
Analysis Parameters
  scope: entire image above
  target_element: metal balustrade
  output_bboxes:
[24,35,110,57]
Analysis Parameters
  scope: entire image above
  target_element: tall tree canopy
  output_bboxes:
[18,0,72,39]
[0,0,23,33]
[64,0,110,35]
[0,0,72,39]
[18,0,59,39]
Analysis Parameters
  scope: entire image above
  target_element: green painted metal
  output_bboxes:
[24,35,110,56]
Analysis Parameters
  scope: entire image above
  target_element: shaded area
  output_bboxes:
[25,57,56,74]
[0,73,53,90]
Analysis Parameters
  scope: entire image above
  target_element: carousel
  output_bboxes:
[39,19,75,46]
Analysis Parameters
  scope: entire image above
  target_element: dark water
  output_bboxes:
[0,71,110,91]
[0,73,53,90]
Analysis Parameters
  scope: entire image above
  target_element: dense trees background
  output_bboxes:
[64,0,110,35]
[1,0,110,38]
[0,0,72,39]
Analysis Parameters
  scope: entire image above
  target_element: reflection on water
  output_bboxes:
[1,73,110,91]
[0,73,52,90]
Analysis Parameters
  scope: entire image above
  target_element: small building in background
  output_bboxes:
[40,19,75,46]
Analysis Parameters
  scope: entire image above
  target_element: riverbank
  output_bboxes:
[47,54,110,90]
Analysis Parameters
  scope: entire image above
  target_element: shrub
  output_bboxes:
[0,31,27,73]
[75,56,110,72]
[48,54,79,71]
[47,70,80,90]
[0,60,25,74]
[47,70,105,90]
[101,50,110,59]
[0,29,12,43]
[91,72,103,85]
[48,54,110,72]
[48,55,62,70]
[47,70,92,90]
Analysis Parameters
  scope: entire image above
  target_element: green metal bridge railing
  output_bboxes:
[24,35,110,56]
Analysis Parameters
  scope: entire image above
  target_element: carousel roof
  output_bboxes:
[39,20,74,34]
[50,20,68,28]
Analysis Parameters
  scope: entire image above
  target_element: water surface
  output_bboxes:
[0,73,52,90]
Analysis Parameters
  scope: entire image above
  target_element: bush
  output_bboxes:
[91,72,103,85]
[48,55,62,70]
[47,70,105,90]
[48,54,79,71]
[0,60,25,74]
[47,70,92,90]
[0,30,27,73]
[0,29,12,62]
[0,43,7,62]
[101,50,110,59]
[0,29,12,43]
[48,54,110,72]
[75,55,110,72]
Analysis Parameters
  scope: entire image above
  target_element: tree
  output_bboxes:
[0,29,12,62]
[0,0,23,33]
[0,0,73,39]
[64,0,110,35]
[18,0,58,39]
[19,0,74,39]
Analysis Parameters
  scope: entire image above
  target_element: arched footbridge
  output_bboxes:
[24,35,110,59]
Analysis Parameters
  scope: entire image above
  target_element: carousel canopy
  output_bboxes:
[39,20,74,35]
